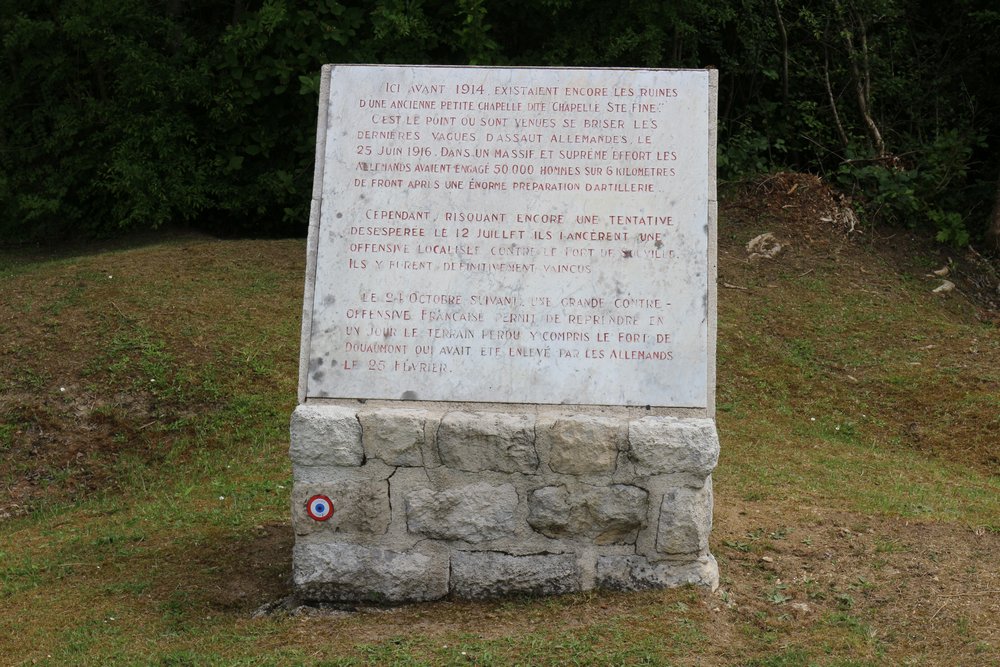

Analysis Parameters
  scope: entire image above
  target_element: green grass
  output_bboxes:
[0,213,998,666]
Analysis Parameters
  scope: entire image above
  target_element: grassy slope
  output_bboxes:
[1,179,997,666]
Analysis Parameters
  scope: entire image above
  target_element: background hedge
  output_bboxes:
[2,0,999,245]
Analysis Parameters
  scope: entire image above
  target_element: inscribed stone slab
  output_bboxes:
[305,65,712,407]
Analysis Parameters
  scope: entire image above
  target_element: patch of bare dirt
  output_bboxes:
[235,502,998,665]
[713,499,1000,664]
[725,172,1000,318]
[203,523,295,612]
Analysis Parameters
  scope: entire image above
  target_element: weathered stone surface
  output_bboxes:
[289,404,362,466]
[539,415,623,475]
[405,482,519,542]
[305,67,714,408]
[294,542,448,602]
[450,551,580,598]
[359,409,427,467]
[437,411,538,473]
[596,554,719,591]
[628,417,719,476]
[527,484,647,544]
[290,480,390,536]
[656,481,713,554]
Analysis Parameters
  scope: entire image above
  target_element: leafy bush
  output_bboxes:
[0,0,497,241]
[833,129,983,246]
[1,0,999,245]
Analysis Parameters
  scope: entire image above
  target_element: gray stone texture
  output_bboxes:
[405,482,519,542]
[656,480,713,554]
[290,480,390,537]
[294,542,448,602]
[291,458,395,486]
[289,407,720,600]
[437,411,538,473]
[450,551,580,598]
[596,554,719,591]
[359,408,427,466]
[628,417,719,476]
[289,404,363,466]
[527,484,647,545]
[538,414,623,475]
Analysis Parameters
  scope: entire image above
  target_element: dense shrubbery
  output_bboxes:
[2,0,999,244]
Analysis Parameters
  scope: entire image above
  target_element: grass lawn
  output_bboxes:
[1,175,997,665]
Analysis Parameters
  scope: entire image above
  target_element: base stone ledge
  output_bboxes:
[293,541,449,603]
[450,551,580,599]
[642,550,713,562]
[596,553,719,592]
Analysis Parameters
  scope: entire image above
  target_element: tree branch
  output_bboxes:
[824,45,850,150]
[838,6,886,156]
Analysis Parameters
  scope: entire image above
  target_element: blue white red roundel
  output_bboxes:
[306,494,334,521]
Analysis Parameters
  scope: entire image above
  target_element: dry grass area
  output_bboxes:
[1,236,303,519]
[0,174,998,665]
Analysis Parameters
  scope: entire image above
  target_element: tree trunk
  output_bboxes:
[773,0,789,104]
[835,1,886,158]
[845,28,885,157]
[987,170,1000,252]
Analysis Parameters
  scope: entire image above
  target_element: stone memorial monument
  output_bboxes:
[291,65,719,602]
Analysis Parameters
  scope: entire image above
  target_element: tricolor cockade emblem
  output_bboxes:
[305,494,334,521]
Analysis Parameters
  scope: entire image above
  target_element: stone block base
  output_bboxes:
[290,405,719,603]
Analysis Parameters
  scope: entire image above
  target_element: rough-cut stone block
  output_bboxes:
[527,484,647,544]
[656,481,713,554]
[450,551,580,598]
[596,554,719,591]
[290,480,390,536]
[294,542,448,602]
[538,415,622,475]
[359,409,427,467]
[628,417,719,476]
[437,411,538,473]
[405,482,518,542]
[289,404,362,466]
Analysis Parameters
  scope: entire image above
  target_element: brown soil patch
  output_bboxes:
[726,171,1000,318]
[713,500,1000,665]
[230,501,999,665]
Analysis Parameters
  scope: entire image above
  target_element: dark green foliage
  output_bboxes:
[1,0,999,245]
[1,1,214,240]
[0,0,496,241]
